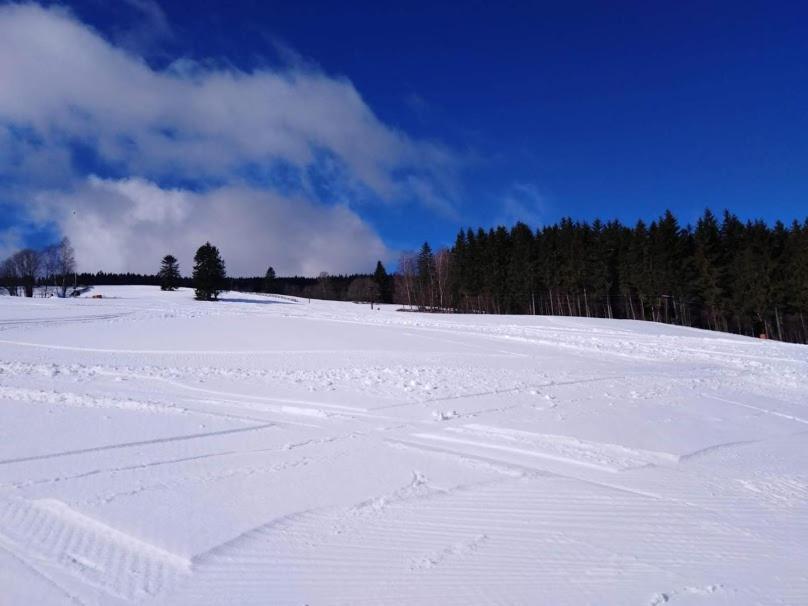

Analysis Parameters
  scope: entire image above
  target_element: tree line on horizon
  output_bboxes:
[396,209,808,343]
[51,263,391,303]
[3,209,806,343]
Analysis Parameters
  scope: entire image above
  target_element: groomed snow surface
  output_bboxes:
[1,286,807,606]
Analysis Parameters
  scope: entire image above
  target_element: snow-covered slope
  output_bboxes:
[1,285,807,605]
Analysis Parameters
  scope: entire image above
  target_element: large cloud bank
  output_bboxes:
[31,177,389,276]
[0,3,456,274]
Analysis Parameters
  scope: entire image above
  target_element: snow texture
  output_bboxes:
[1,286,807,605]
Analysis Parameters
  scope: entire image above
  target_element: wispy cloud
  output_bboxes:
[496,182,548,228]
[115,0,174,55]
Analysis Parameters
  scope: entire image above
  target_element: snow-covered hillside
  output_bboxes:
[1,286,807,605]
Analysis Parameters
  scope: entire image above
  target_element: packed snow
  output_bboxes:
[1,285,807,605]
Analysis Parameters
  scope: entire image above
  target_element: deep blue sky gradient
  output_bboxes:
[9,1,808,252]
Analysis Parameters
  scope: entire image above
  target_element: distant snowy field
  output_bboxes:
[1,285,807,605]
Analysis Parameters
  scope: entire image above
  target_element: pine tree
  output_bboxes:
[193,242,226,301]
[652,210,689,323]
[720,211,746,332]
[158,254,181,291]
[373,260,392,303]
[508,222,535,314]
[465,229,484,310]
[541,225,560,314]
[737,220,774,336]
[417,242,435,309]
[263,266,276,292]
[556,218,580,315]
[601,221,624,319]
[786,219,808,341]
[488,226,511,314]
[448,230,467,309]
[693,210,724,329]
[769,221,790,340]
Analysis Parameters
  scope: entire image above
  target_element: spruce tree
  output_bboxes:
[786,220,808,340]
[489,226,511,314]
[693,210,723,328]
[719,211,745,332]
[193,242,226,301]
[417,242,435,309]
[508,222,534,314]
[449,231,468,309]
[373,261,391,303]
[158,254,181,291]
[465,229,483,308]
[263,266,276,292]
[587,219,610,318]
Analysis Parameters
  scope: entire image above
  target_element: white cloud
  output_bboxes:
[0,3,458,274]
[0,3,455,197]
[32,177,390,276]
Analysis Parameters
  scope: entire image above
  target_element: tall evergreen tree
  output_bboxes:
[192,242,226,301]
[488,226,511,314]
[158,254,181,291]
[417,242,435,309]
[448,230,467,309]
[465,229,484,310]
[373,260,392,303]
[720,211,746,332]
[508,222,535,314]
[786,220,808,340]
[693,210,724,329]
[263,266,276,292]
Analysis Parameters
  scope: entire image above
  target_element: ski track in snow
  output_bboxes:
[1,286,807,605]
[0,497,190,601]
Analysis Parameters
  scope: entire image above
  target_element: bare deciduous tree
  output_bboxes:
[56,237,76,297]
[397,252,417,309]
[1,257,20,296]
[41,243,59,296]
[434,247,451,311]
[12,249,42,297]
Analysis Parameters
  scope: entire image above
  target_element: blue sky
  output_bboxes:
[1,1,807,275]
